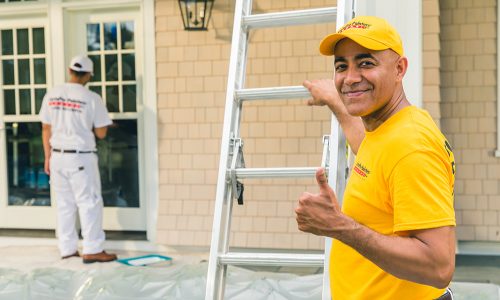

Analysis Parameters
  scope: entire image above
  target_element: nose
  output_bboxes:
[344,66,362,86]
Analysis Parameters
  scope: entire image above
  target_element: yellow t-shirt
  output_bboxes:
[330,106,456,300]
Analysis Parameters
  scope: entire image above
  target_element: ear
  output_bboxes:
[395,56,408,82]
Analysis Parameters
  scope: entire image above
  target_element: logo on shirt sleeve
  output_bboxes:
[353,162,370,178]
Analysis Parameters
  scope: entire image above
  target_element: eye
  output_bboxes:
[335,63,347,72]
[359,60,375,68]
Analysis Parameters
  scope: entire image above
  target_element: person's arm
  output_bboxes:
[94,126,108,139]
[41,123,51,175]
[295,168,455,288]
[303,79,365,154]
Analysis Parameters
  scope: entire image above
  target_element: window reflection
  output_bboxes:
[1,30,13,55]
[104,22,117,50]
[16,29,29,55]
[19,89,30,114]
[88,55,101,82]
[123,85,136,112]
[120,21,134,49]
[121,54,135,80]
[18,59,30,84]
[87,23,100,51]
[6,122,49,206]
[34,88,45,114]
[34,58,46,84]
[4,89,15,115]
[105,54,118,81]
[32,28,44,54]
[106,85,119,112]
[2,60,14,85]
[96,119,139,207]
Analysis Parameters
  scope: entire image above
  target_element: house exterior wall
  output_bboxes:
[154,0,446,249]
[440,0,500,241]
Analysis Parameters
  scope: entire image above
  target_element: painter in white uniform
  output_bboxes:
[39,55,117,263]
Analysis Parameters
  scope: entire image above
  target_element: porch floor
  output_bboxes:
[0,237,498,299]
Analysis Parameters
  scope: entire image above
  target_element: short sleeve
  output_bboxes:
[93,94,112,128]
[39,93,51,124]
[390,151,455,233]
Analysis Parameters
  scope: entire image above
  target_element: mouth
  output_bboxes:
[342,89,369,97]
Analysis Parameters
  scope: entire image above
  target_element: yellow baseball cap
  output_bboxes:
[319,15,404,56]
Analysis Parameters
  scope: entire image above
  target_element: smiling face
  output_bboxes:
[333,38,407,120]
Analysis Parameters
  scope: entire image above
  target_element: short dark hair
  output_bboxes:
[69,69,90,78]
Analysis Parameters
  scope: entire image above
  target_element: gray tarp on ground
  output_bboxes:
[0,262,497,299]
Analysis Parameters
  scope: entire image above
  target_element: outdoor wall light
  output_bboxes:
[178,0,215,31]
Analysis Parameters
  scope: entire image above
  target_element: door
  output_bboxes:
[0,17,56,228]
[64,8,146,230]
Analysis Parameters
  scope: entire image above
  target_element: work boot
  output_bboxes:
[61,251,80,259]
[82,251,117,264]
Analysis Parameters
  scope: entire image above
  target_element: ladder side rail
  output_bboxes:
[322,1,355,299]
[205,0,253,298]
[243,7,337,29]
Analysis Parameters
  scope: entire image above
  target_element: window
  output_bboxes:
[1,26,48,206]
[86,21,136,113]
[86,20,139,208]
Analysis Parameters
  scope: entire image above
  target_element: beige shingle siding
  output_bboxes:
[156,0,450,248]
[440,0,500,241]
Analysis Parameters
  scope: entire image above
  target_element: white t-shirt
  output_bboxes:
[39,83,112,151]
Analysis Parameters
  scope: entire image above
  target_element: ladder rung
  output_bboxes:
[233,167,322,179]
[235,86,310,101]
[243,7,337,29]
[219,252,324,267]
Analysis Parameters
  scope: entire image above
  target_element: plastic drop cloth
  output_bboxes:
[0,262,498,300]
[0,262,322,300]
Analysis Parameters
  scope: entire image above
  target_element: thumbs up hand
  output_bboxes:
[295,168,348,237]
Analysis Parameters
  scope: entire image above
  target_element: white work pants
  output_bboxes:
[50,152,105,256]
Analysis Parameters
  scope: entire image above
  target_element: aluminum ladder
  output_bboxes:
[205,1,355,299]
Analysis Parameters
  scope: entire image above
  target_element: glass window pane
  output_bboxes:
[96,119,139,207]
[1,30,13,55]
[88,55,101,82]
[87,23,100,51]
[35,88,45,114]
[34,58,46,84]
[32,28,45,54]
[16,29,29,55]
[105,54,118,81]
[121,54,135,81]
[6,122,50,206]
[19,89,31,114]
[122,85,136,112]
[120,21,134,50]
[106,85,119,112]
[104,23,117,50]
[89,85,102,97]
[4,89,15,115]
[2,60,14,85]
[18,59,30,84]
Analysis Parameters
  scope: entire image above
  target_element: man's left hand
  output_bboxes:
[295,168,350,237]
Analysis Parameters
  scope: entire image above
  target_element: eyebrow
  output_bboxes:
[334,53,376,63]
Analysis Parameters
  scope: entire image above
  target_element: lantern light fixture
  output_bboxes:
[178,0,215,31]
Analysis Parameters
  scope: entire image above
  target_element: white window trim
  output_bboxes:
[495,3,500,157]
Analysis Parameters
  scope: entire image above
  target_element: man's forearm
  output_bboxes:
[331,218,455,288]
[42,125,51,158]
[329,107,365,154]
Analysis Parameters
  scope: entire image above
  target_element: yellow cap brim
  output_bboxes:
[319,33,403,56]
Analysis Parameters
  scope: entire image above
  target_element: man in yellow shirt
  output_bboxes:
[296,16,456,299]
